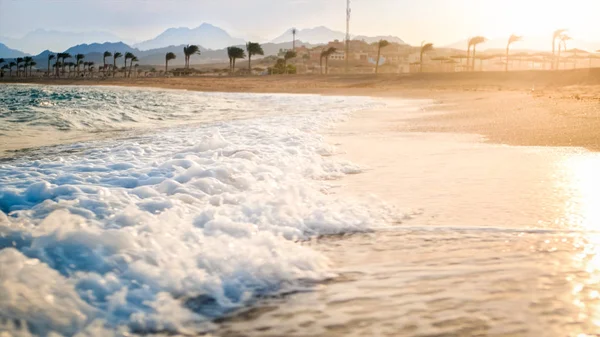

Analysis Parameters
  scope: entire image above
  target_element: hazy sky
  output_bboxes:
[1,0,600,45]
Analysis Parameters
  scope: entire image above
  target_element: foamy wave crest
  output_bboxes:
[0,90,395,336]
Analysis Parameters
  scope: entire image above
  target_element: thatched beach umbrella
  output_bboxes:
[529,52,553,70]
[431,56,450,64]
[568,54,590,69]
[450,54,469,71]
[474,54,495,71]
[589,52,600,68]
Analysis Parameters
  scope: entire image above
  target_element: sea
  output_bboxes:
[2,84,600,337]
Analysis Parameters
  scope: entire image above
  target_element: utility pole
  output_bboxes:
[345,0,351,74]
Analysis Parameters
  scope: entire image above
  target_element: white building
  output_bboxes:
[329,51,346,61]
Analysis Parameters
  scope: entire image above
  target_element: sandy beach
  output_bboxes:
[4,73,600,336]
[6,69,600,153]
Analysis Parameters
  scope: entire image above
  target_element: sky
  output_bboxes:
[2,0,600,48]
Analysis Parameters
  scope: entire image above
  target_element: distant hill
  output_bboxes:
[0,40,310,69]
[134,23,246,51]
[133,41,318,66]
[271,26,346,44]
[0,43,28,58]
[65,42,139,55]
[271,27,406,46]
[0,29,122,55]
[353,35,406,45]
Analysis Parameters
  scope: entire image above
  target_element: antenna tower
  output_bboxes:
[345,0,351,73]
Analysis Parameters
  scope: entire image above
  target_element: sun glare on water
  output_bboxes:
[556,153,600,330]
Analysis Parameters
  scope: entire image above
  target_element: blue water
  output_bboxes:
[0,84,394,336]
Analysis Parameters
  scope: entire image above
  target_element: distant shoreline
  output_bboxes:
[4,70,600,152]
[5,69,600,97]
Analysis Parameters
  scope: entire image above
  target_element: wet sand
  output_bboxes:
[216,96,600,337]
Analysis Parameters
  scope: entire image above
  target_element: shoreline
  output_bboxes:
[3,73,600,153]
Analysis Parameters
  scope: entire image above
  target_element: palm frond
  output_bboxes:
[166,52,176,61]
[553,29,567,40]
[421,42,434,53]
[508,34,523,44]
[246,42,264,56]
[469,36,486,47]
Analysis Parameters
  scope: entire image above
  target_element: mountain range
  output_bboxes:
[134,23,246,51]
[0,40,317,69]
[0,23,407,56]
[0,29,122,55]
[0,43,28,58]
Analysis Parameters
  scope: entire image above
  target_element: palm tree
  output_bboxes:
[506,34,522,72]
[183,44,201,69]
[124,52,134,77]
[113,52,122,77]
[88,61,95,76]
[227,46,246,74]
[466,37,473,72]
[128,55,138,78]
[1,64,7,77]
[8,61,16,77]
[552,29,567,70]
[29,61,36,77]
[55,53,64,77]
[0,58,4,67]
[23,56,33,77]
[61,53,72,76]
[320,50,325,74]
[292,28,297,51]
[469,36,486,71]
[52,62,59,77]
[83,62,89,75]
[102,51,112,72]
[134,63,139,77]
[165,52,176,74]
[320,47,336,75]
[47,54,55,77]
[75,54,85,76]
[283,50,297,74]
[374,39,389,74]
[246,42,264,73]
[15,57,23,77]
[558,34,572,69]
[420,42,434,73]
[69,62,76,76]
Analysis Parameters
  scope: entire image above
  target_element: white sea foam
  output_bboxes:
[0,87,396,336]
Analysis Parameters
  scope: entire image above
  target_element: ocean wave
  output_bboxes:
[0,87,396,336]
